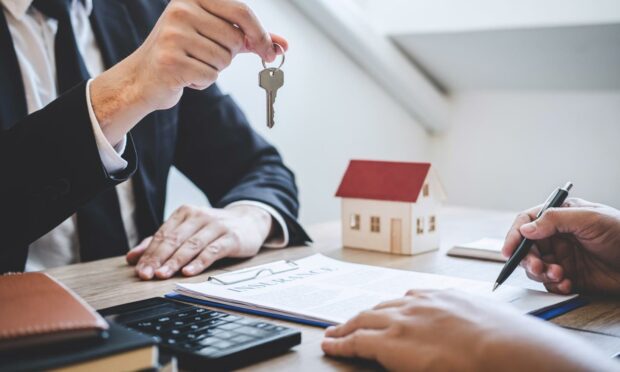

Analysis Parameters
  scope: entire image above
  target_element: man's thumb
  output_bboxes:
[520,208,584,240]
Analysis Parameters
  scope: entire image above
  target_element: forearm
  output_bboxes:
[90,55,152,146]
[479,322,617,372]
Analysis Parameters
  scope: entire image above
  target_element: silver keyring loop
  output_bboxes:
[261,43,285,70]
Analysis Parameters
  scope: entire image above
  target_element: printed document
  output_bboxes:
[175,254,577,325]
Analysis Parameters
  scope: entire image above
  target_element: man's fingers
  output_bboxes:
[135,210,185,278]
[522,254,565,284]
[325,310,393,338]
[126,236,152,265]
[519,207,592,240]
[372,297,410,311]
[155,224,226,279]
[201,0,276,61]
[137,214,203,279]
[269,33,289,53]
[182,235,233,276]
[190,4,246,54]
[502,208,539,258]
[544,278,573,294]
[322,329,383,360]
[184,32,232,71]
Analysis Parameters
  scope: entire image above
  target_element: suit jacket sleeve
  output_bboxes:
[0,82,137,258]
[173,84,311,245]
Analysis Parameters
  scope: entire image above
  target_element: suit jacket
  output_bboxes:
[0,0,310,273]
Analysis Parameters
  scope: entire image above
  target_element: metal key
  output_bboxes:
[259,67,284,128]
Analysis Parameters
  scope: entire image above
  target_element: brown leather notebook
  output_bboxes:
[0,272,108,351]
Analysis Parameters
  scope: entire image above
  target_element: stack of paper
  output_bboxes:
[174,254,578,326]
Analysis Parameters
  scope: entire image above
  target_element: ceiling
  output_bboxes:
[392,23,620,91]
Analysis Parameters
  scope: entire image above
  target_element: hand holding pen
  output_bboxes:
[494,182,574,291]
[499,193,620,295]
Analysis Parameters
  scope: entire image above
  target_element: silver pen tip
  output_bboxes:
[492,282,499,292]
[564,182,573,191]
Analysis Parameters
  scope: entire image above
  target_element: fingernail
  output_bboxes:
[184,264,196,275]
[141,266,153,279]
[157,265,171,276]
[521,223,536,234]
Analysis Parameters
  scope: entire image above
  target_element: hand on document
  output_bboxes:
[322,290,611,371]
[127,204,272,280]
[502,198,620,295]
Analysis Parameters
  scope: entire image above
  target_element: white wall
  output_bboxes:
[432,91,620,211]
[165,0,431,224]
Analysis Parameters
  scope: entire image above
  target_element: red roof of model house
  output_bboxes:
[335,160,431,203]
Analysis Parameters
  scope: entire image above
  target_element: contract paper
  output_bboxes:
[175,254,578,325]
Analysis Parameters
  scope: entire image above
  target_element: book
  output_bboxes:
[448,237,507,262]
[0,322,158,372]
[172,254,579,326]
[0,272,108,351]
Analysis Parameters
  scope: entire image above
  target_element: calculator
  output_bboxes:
[99,297,301,370]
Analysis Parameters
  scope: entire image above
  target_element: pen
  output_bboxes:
[492,182,574,292]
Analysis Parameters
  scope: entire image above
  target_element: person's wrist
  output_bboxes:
[90,54,153,144]
[226,205,273,241]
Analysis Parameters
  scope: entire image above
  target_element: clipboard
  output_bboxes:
[170,254,585,329]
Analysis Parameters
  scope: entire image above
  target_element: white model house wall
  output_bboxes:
[341,198,412,253]
[410,187,441,254]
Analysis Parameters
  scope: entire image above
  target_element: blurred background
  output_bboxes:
[166,0,620,226]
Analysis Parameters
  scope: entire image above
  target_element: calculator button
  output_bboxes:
[199,346,219,356]
[235,318,258,325]
[199,337,220,347]
[211,330,234,339]
[235,326,270,338]
[218,322,241,331]
[213,340,233,349]
[157,316,171,323]
[230,335,254,344]
[209,319,227,327]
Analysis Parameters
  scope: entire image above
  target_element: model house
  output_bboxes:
[335,160,446,255]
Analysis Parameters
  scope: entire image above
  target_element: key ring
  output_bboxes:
[261,43,285,70]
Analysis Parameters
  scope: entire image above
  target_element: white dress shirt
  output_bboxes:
[1,0,288,271]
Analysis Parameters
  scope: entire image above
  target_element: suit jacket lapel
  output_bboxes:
[0,8,28,130]
[90,0,160,239]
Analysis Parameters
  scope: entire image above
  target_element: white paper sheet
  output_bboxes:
[175,254,577,325]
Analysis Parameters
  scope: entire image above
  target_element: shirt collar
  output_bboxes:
[2,0,93,21]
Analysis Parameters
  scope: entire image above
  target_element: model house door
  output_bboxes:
[390,218,402,254]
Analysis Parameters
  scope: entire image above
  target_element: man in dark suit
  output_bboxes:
[0,0,309,277]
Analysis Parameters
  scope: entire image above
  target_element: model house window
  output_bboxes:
[416,217,424,234]
[350,214,360,230]
[370,216,381,233]
[429,215,436,232]
[423,183,429,197]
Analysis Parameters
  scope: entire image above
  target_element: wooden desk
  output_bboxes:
[45,207,620,370]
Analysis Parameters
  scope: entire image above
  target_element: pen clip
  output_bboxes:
[536,189,559,218]
[207,260,299,285]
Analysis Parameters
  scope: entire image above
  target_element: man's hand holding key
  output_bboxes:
[90,0,288,146]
